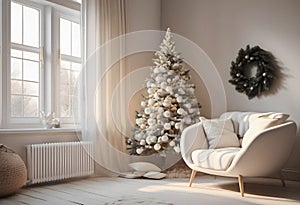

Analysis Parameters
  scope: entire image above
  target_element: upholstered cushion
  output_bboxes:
[242,113,289,147]
[191,147,241,170]
[200,117,240,149]
[219,111,255,137]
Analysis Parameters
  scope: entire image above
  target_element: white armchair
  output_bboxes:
[180,111,297,197]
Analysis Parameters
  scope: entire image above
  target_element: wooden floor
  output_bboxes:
[1,175,300,205]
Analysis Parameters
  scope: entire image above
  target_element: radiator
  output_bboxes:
[26,141,94,184]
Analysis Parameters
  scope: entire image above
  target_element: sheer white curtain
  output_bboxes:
[80,0,130,174]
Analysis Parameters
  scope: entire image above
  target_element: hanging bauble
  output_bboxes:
[162,135,169,142]
[163,110,171,118]
[169,140,175,147]
[164,123,171,130]
[154,144,161,151]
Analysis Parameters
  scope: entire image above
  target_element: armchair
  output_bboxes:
[180,111,297,197]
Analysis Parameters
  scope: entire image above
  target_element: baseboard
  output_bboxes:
[282,169,300,181]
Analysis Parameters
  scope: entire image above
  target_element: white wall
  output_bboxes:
[162,0,300,180]
[0,131,78,164]
[125,0,161,32]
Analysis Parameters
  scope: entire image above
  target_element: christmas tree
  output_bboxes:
[126,28,201,156]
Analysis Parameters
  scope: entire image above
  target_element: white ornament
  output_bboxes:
[146,81,152,88]
[177,108,185,115]
[155,76,164,83]
[170,121,175,126]
[148,99,155,105]
[134,133,142,141]
[158,107,164,113]
[147,88,153,94]
[146,136,152,144]
[140,124,146,129]
[141,101,146,107]
[162,135,169,142]
[169,140,175,147]
[168,70,174,75]
[147,118,156,126]
[163,110,171,118]
[176,96,183,103]
[163,99,171,107]
[167,78,171,83]
[159,66,166,73]
[160,82,167,89]
[158,137,162,143]
[136,148,143,155]
[140,139,146,145]
[144,108,151,115]
[150,113,156,119]
[178,88,185,94]
[185,103,192,109]
[164,123,171,130]
[175,122,181,129]
[184,117,191,124]
[154,144,161,151]
[150,136,157,143]
[165,86,173,93]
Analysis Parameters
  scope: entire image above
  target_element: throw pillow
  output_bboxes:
[128,162,161,172]
[242,113,289,147]
[200,117,240,149]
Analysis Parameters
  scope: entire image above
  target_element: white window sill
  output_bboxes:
[0,128,81,134]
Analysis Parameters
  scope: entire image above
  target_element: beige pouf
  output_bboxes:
[0,144,27,197]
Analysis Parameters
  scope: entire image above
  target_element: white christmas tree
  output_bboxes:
[126,28,201,156]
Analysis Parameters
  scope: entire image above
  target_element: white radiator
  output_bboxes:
[26,141,94,184]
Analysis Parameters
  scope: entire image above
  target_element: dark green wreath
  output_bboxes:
[229,45,276,99]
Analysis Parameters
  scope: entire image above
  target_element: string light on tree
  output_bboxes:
[126,28,201,156]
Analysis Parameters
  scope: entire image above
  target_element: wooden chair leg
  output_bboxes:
[279,172,286,187]
[189,170,197,187]
[238,175,244,197]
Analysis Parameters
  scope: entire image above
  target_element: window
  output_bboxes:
[10,2,41,118]
[1,0,81,128]
[59,18,81,119]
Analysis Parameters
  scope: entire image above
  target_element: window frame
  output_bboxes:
[1,0,81,129]
[53,8,82,126]
[2,0,44,128]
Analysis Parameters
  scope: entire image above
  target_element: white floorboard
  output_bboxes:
[0,175,299,205]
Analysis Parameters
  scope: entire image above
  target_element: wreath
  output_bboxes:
[229,45,276,99]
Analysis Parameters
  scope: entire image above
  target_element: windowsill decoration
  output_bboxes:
[229,45,278,99]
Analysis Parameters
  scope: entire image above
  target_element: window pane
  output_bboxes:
[11,2,22,44]
[70,71,79,87]
[23,6,40,47]
[11,58,22,79]
[60,69,70,85]
[11,95,23,117]
[60,95,71,117]
[72,22,81,57]
[60,18,71,55]
[24,96,38,117]
[23,60,39,82]
[71,62,81,71]
[11,80,22,94]
[24,81,39,96]
[61,60,71,69]
[23,51,39,61]
[11,49,22,58]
